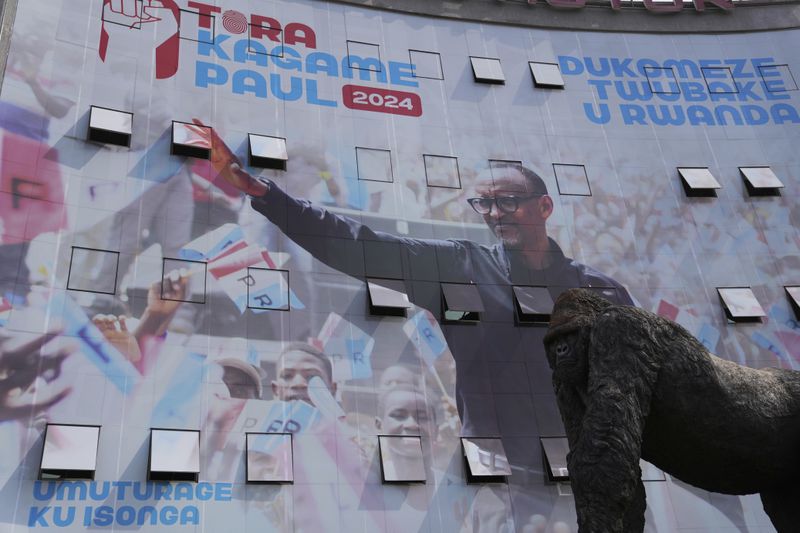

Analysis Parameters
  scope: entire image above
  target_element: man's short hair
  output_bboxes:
[278,342,334,384]
[492,162,548,195]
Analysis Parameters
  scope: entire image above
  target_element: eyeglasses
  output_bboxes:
[466,194,543,215]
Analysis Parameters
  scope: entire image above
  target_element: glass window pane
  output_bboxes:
[41,425,100,475]
[553,164,591,196]
[172,121,211,159]
[246,433,293,483]
[529,62,565,88]
[442,283,484,314]
[717,287,766,321]
[249,134,288,170]
[368,278,411,309]
[678,167,721,190]
[740,167,783,190]
[346,41,381,72]
[540,437,569,481]
[786,286,800,316]
[409,50,443,80]
[67,247,119,295]
[470,57,504,83]
[162,258,206,304]
[513,286,554,321]
[379,435,426,482]
[246,267,290,311]
[462,437,512,478]
[150,429,200,474]
[356,147,393,183]
[424,155,461,189]
[89,106,132,135]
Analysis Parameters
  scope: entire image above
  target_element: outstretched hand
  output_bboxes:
[187,119,268,197]
[0,331,73,421]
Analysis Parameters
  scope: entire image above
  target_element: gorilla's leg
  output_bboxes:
[760,486,800,533]
[622,479,646,533]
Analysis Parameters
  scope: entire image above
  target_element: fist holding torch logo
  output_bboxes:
[99,0,181,79]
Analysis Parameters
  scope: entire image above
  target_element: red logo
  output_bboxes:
[99,0,181,79]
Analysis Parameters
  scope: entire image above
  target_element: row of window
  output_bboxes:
[88,107,786,195]
[40,424,512,484]
[63,246,797,325]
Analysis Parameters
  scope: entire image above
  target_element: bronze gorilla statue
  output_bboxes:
[542,288,800,533]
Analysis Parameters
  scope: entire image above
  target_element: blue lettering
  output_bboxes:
[588,79,612,99]
[113,481,131,500]
[584,57,610,77]
[154,483,172,501]
[196,482,214,501]
[89,481,110,501]
[724,59,752,79]
[181,505,200,525]
[270,74,303,101]
[161,506,179,526]
[94,505,114,527]
[388,62,418,87]
[53,506,75,526]
[306,80,337,107]
[558,56,583,75]
[663,59,701,79]
[583,102,610,124]
[215,483,233,502]
[714,105,743,125]
[132,481,153,500]
[33,481,55,501]
[233,39,268,66]
[233,70,268,98]
[742,105,769,125]
[686,105,715,126]
[636,59,660,77]
[647,104,685,125]
[681,82,708,102]
[273,46,303,71]
[28,506,50,527]
[196,61,229,88]
[56,481,87,501]
[198,31,231,60]
[174,483,194,501]
[735,81,762,101]
[620,104,647,125]
[137,506,158,526]
[610,58,637,77]
[342,57,388,83]
[615,81,652,101]
[116,506,136,526]
[306,52,339,77]
[771,104,800,124]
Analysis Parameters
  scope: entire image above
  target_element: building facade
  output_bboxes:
[0,0,798,531]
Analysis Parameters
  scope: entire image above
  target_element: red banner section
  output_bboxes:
[342,85,422,117]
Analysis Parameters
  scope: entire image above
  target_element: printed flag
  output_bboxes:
[317,312,375,381]
[403,309,447,367]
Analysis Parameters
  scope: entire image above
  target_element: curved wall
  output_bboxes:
[0,0,797,531]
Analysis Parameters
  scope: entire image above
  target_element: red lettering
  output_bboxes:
[284,23,316,49]
[186,1,221,29]
[249,15,282,42]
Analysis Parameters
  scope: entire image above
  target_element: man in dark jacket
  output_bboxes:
[189,122,633,438]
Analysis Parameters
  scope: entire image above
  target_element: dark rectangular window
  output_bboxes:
[461,437,512,483]
[717,287,765,323]
[246,433,293,483]
[149,429,200,482]
[367,278,411,316]
[379,435,426,483]
[409,50,444,80]
[162,258,206,304]
[643,66,679,95]
[553,163,591,196]
[470,57,504,84]
[88,106,132,147]
[249,134,288,170]
[67,246,119,295]
[424,154,461,189]
[356,147,393,183]
[40,424,100,480]
[540,437,569,482]
[347,41,382,72]
[701,66,738,94]
[740,166,783,197]
[529,62,565,89]
[441,282,484,323]
[678,167,720,198]
[513,286,554,324]
[172,121,211,159]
